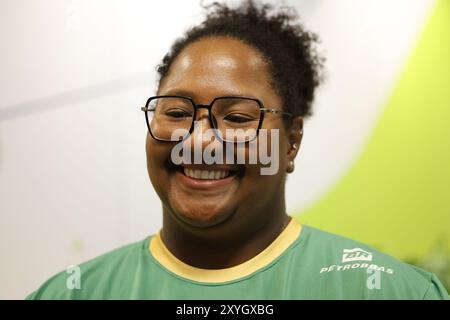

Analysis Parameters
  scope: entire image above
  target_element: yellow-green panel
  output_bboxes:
[297,0,450,262]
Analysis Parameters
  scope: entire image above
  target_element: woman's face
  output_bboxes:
[146,36,299,230]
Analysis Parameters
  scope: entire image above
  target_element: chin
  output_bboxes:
[173,204,235,229]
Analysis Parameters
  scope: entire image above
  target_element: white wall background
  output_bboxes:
[0,0,434,299]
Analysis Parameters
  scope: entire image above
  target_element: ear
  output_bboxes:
[286,117,303,173]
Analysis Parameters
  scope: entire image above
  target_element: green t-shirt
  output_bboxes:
[26,218,449,299]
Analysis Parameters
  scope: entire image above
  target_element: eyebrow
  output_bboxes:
[161,88,255,100]
[161,89,195,98]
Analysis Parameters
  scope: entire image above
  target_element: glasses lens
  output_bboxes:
[147,97,194,141]
[212,98,261,142]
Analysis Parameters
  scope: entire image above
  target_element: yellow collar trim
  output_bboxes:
[149,218,302,283]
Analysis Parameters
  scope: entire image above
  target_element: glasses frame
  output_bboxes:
[141,95,293,143]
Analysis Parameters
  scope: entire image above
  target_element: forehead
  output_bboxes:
[159,36,276,99]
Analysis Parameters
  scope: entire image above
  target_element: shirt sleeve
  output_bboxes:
[422,274,450,300]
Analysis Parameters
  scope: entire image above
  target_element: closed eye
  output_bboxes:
[223,114,255,123]
[165,109,192,118]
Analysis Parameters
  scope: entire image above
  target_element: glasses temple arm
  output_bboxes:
[260,108,294,117]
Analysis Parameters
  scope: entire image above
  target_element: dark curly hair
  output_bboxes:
[156,0,323,118]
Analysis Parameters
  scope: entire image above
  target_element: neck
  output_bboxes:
[160,198,290,269]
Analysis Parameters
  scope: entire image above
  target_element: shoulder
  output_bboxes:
[26,237,152,300]
[291,225,449,299]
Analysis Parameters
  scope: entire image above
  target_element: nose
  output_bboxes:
[194,107,211,126]
[182,106,221,157]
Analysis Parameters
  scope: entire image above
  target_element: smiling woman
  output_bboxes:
[26,0,449,300]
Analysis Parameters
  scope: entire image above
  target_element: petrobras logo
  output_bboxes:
[319,262,394,275]
[319,248,395,275]
[342,248,373,263]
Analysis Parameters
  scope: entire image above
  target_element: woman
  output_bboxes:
[27,0,448,299]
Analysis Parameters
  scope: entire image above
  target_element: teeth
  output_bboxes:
[183,168,230,180]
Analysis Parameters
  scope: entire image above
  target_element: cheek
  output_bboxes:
[250,124,288,175]
[145,134,172,190]
[240,129,287,192]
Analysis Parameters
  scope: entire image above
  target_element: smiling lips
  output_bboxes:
[183,168,230,180]
[175,164,240,189]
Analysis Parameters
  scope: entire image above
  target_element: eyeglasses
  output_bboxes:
[141,95,293,143]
